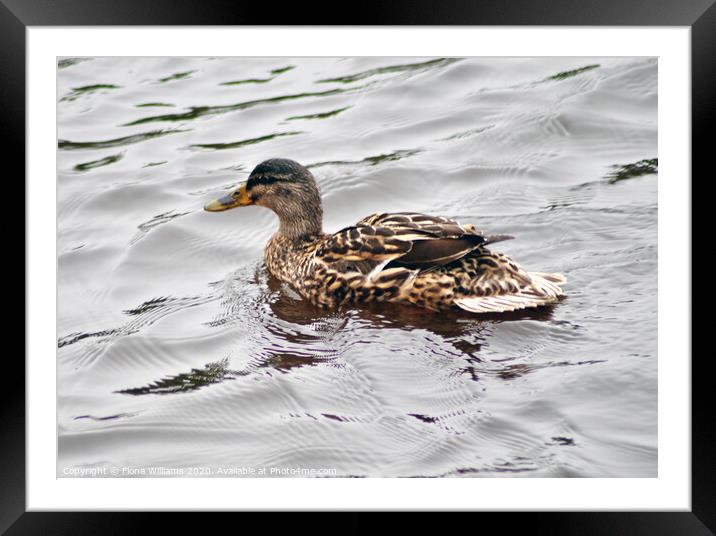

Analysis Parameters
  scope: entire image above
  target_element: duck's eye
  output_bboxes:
[242,187,256,200]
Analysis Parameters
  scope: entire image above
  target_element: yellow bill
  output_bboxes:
[204,183,253,212]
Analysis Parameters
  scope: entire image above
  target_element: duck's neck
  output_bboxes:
[274,204,324,242]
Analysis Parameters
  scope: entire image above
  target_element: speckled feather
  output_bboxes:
[264,211,566,312]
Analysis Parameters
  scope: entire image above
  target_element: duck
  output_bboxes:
[204,158,566,313]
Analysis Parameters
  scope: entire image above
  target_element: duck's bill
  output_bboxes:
[204,183,253,212]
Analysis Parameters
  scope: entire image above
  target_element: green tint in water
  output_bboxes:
[58,129,188,150]
[547,64,600,81]
[115,359,237,396]
[606,158,658,183]
[220,65,295,86]
[124,86,362,126]
[61,84,121,102]
[308,149,421,169]
[315,57,461,84]
[270,65,295,75]
[157,70,196,83]
[135,102,175,108]
[220,77,274,86]
[287,106,351,121]
[190,131,303,151]
[58,57,92,69]
[74,153,124,172]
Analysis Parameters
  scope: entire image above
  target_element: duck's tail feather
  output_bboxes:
[528,272,567,297]
[483,234,514,246]
[454,271,566,313]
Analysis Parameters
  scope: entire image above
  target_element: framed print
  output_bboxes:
[5,0,710,532]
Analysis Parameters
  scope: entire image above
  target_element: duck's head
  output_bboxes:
[204,158,323,239]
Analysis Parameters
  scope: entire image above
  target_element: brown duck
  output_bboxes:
[205,158,566,313]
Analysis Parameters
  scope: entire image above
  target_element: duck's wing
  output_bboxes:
[316,212,511,274]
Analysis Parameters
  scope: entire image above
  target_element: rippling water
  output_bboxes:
[57,57,657,477]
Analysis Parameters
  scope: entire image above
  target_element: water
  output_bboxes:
[57,57,657,477]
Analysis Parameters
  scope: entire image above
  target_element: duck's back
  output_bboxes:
[265,212,566,312]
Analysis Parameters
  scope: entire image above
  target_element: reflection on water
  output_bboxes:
[130,210,192,244]
[547,64,600,81]
[135,102,175,108]
[109,267,574,397]
[190,131,303,151]
[315,57,460,84]
[221,65,294,86]
[116,358,238,395]
[57,56,657,478]
[74,152,124,172]
[61,83,121,102]
[156,70,196,83]
[58,57,92,69]
[606,158,658,184]
[58,128,187,150]
[122,86,363,126]
[307,149,422,169]
[286,106,352,121]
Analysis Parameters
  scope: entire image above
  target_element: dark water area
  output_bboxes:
[57,57,657,477]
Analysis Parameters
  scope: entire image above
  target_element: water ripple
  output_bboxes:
[315,57,461,84]
[122,85,366,127]
[58,129,188,150]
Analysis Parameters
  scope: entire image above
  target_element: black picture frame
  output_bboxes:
[4,0,709,533]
